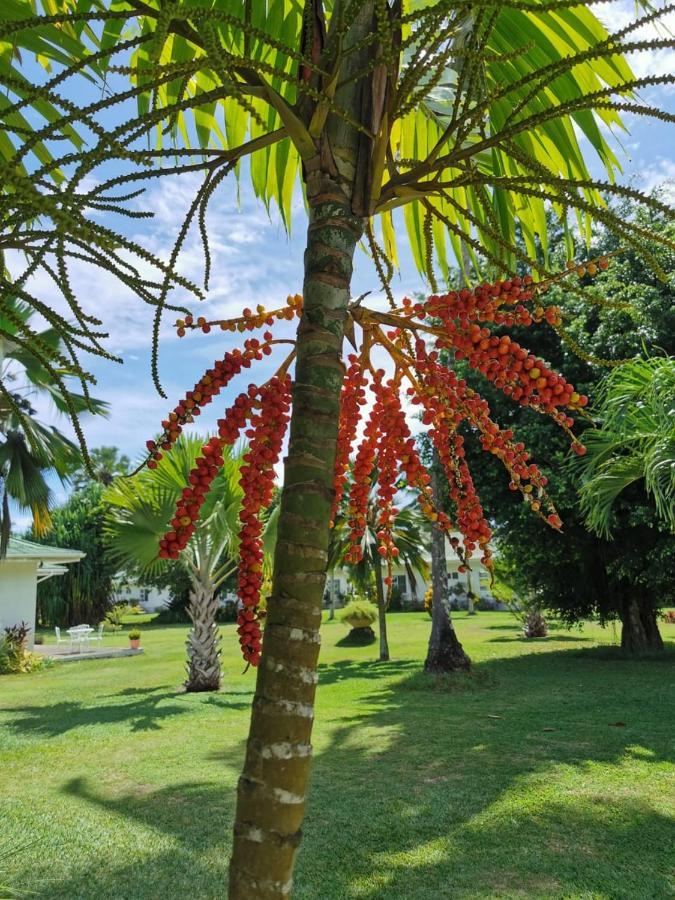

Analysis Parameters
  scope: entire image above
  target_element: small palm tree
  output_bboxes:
[329,480,429,661]
[578,357,675,537]
[104,436,272,692]
[0,296,105,551]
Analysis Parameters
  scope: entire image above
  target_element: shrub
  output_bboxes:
[661,610,675,624]
[128,629,141,640]
[0,623,44,675]
[128,604,145,615]
[103,605,124,631]
[339,599,378,626]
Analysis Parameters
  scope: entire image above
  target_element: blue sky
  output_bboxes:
[9,0,675,526]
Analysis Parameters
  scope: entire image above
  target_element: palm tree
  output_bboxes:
[0,296,105,552]
[3,2,673,892]
[577,356,674,653]
[104,436,273,692]
[579,356,675,538]
[70,446,131,491]
[329,479,429,662]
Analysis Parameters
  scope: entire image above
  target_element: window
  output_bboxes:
[451,572,459,580]
[393,574,407,594]
[141,589,150,602]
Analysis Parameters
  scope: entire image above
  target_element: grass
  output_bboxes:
[1,612,673,899]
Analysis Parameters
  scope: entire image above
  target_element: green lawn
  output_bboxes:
[1,613,673,899]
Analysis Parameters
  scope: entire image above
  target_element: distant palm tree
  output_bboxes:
[578,357,675,537]
[329,480,429,661]
[0,296,105,552]
[70,446,131,491]
[103,436,275,692]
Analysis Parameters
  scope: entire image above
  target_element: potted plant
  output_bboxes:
[128,628,141,650]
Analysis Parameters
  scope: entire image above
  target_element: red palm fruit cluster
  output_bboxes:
[406,342,492,562]
[344,379,384,564]
[413,342,558,528]
[330,354,368,526]
[158,390,259,559]
[374,379,453,536]
[176,295,303,336]
[145,336,274,469]
[423,293,586,419]
[236,375,291,666]
[372,379,404,587]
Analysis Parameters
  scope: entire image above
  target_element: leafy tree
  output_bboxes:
[329,478,429,661]
[32,482,116,627]
[461,200,675,653]
[103,435,272,691]
[3,2,674,893]
[70,446,131,491]
[0,297,105,550]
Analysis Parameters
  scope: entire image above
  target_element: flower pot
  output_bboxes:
[129,638,141,650]
[344,616,373,630]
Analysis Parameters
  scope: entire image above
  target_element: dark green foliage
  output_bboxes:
[461,199,675,643]
[32,483,116,627]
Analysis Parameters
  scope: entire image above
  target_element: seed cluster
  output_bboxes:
[142,259,606,665]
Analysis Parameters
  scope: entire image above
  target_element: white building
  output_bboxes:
[0,537,85,648]
[326,533,500,610]
[115,579,172,612]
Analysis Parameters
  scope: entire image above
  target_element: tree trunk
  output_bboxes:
[228,183,363,897]
[184,582,221,692]
[328,574,335,620]
[425,463,471,673]
[620,596,664,653]
[374,554,390,662]
[229,4,374,893]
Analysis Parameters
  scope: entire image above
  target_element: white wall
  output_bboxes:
[116,582,171,612]
[0,561,38,648]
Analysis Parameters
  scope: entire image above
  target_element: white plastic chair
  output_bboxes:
[89,623,104,643]
[55,626,71,648]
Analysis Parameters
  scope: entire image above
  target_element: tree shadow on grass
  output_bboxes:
[29,644,675,899]
[487,634,592,643]
[5,686,252,737]
[317,658,419,687]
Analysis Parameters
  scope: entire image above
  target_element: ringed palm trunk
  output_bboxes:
[373,552,390,662]
[425,464,471,673]
[184,580,221,692]
[229,177,362,898]
[229,7,374,893]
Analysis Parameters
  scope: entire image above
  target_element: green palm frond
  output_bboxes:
[103,434,274,587]
[578,356,675,537]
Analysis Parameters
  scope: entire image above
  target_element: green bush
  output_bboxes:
[128,604,145,615]
[0,624,45,675]
[339,599,378,626]
[128,629,141,640]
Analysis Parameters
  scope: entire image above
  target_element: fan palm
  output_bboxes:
[329,479,429,661]
[103,435,276,692]
[2,1,674,893]
[0,295,105,552]
[578,356,675,538]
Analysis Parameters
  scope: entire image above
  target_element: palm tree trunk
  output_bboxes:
[373,554,390,662]
[184,582,221,692]
[229,4,374,892]
[228,180,363,898]
[425,463,471,673]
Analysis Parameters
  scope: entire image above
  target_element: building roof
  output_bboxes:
[3,537,85,565]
